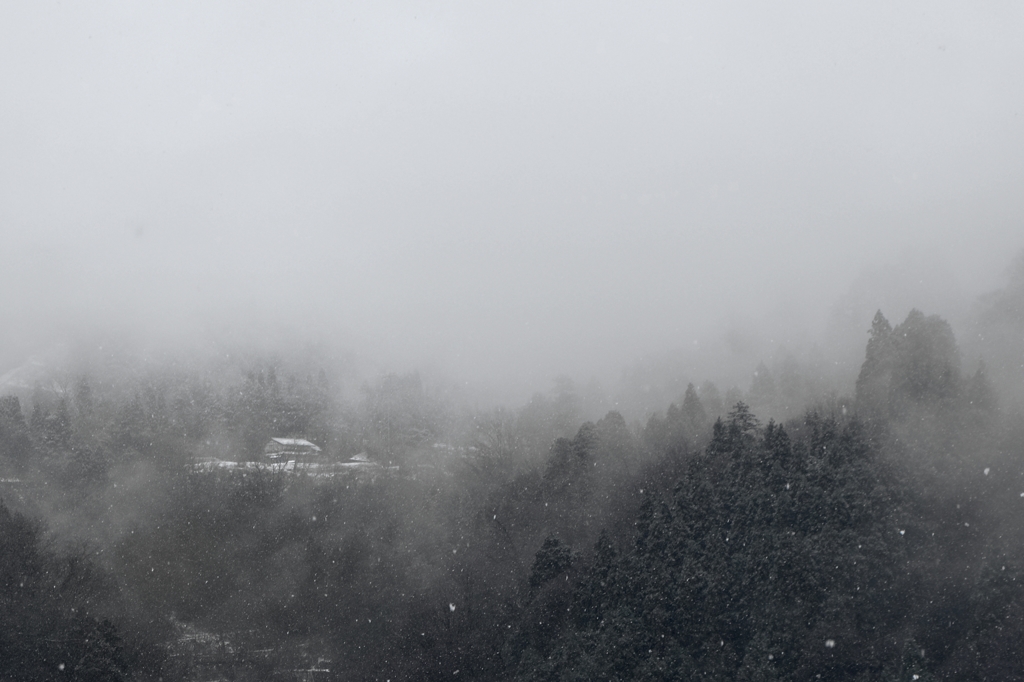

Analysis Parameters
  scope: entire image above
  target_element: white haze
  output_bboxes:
[2,2,1023,401]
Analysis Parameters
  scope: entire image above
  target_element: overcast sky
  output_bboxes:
[2,1,1023,395]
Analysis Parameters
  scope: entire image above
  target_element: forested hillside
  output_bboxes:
[1,304,1023,681]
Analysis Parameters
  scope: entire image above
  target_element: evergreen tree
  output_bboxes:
[514,405,918,681]
[888,309,961,413]
[855,310,895,418]
[680,383,709,445]
[0,396,33,474]
[856,309,964,421]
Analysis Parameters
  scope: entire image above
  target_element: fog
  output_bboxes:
[3,2,1023,402]
[6,6,1024,679]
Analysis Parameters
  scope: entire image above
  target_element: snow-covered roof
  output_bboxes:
[269,437,321,451]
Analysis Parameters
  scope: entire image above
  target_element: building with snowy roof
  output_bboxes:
[263,437,322,463]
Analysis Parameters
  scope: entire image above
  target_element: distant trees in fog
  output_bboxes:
[1,269,1024,680]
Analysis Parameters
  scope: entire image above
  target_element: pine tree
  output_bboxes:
[517,405,917,681]
[0,396,33,473]
[680,383,709,444]
[856,310,895,418]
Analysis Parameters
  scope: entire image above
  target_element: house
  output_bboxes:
[339,451,378,468]
[263,437,322,464]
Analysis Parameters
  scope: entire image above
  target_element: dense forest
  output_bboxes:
[3,267,1024,681]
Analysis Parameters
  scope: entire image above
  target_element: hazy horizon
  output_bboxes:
[3,2,1023,403]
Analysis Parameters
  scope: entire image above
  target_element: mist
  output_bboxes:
[3,3,1024,681]
[4,1,1023,401]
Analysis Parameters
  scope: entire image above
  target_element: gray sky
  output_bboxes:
[2,1,1023,396]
